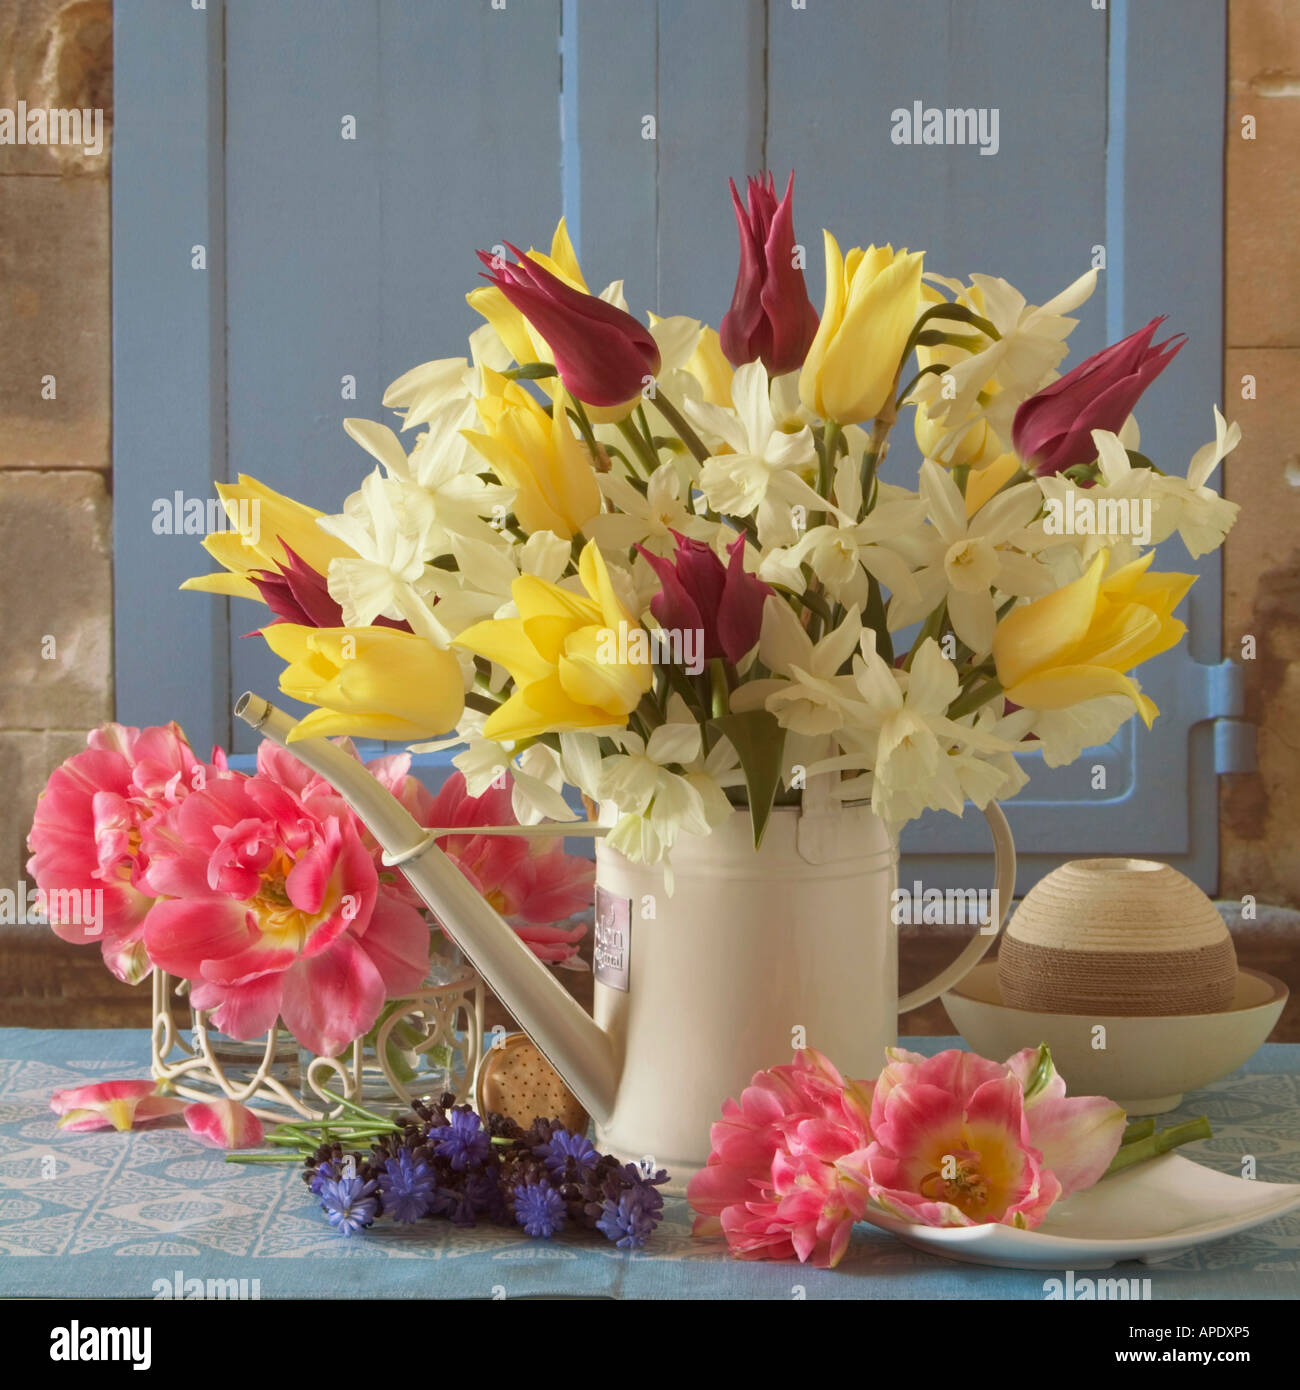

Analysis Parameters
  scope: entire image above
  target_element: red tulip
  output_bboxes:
[249,544,411,633]
[637,531,771,667]
[720,172,819,376]
[1012,316,1185,476]
[477,245,660,409]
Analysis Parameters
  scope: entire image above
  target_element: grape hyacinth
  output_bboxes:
[320,1174,379,1236]
[283,1090,669,1250]
[513,1178,567,1238]
[377,1150,436,1224]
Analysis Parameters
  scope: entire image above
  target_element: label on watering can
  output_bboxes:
[593,887,631,992]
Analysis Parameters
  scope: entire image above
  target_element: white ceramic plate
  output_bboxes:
[859,1154,1300,1269]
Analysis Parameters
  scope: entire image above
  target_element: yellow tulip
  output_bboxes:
[261,623,465,742]
[798,232,924,424]
[181,475,354,601]
[915,409,1000,469]
[463,371,601,540]
[964,452,1021,517]
[455,541,652,741]
[992,551,1195,727]
[686,325,734,407]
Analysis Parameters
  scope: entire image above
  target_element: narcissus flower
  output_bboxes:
[720,172,820,376]
[463,370,601,540]
[993,549,1195,727]
[261,623,465,742]
[1012,316,1185,476]
[799,233,924,424]
[51,1079,186,1133]
[181,474,355,602]
[475,242,660,415]
[455,541,653,741]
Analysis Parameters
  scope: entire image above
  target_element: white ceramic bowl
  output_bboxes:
[944,963,1288,1114]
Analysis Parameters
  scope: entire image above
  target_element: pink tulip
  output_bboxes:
[1012,316,1185,476]
[477,245,661,408]
[687,1048,874,1267]
[26,723,222,984]
[139,768,429,1057]
[720,172,820,376]
[184,1099,265,1149]
[51,1079,187,1133]
[416,771,593,968]
[637,531,771,666]
[843,1046,1125,1228]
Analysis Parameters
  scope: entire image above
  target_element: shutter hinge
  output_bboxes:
[1196,659,1257,775]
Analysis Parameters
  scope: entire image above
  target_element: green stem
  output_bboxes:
[616,418,659,478]
[708,658,730,719]
[224,1153,308,1164]
[651,391,711,466]
[316,1088,389,1126]
[1105,1116,1212,1175]
[1122,1117,1156,1145]
[947,677,1003,719]
[464,691,502,717]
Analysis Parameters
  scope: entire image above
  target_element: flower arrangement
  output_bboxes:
[26,721,593,1058]
[184,172,1239,860]
[688,1044,1212,1268]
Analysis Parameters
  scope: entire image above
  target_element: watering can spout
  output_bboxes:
[234,692,620,1124]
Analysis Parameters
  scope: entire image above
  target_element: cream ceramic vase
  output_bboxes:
[590,799,1015,1188]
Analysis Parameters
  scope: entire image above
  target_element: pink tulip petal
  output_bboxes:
[1025,1094,1126,1199]
[184,1099,265,1149]
[278,937,386,1058]
[51,1079,186,1132]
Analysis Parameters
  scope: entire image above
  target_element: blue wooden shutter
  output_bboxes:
[113,0,1236,891]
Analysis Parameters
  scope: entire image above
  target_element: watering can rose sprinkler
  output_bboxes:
[236,692,1015,1188]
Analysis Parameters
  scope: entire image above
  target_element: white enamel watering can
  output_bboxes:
[237,692,1015,1189]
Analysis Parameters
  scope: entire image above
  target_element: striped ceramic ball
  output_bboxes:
[997,858,1237,1017]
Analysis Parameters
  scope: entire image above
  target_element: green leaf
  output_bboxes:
[1125,449,1164,474]
[503,361,559,381]
[709,710,786,850]
[864,575,893,666]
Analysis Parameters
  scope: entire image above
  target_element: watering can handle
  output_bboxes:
[896,801,1016,1014]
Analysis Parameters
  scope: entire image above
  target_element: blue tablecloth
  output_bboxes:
[1,1029,1297,1299]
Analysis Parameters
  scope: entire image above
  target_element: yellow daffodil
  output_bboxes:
[261,623,465,742]
[181,475,354,601]
[463,371,601,540]
[799,232,924,424]
[455,541,652,741]
[992,550,1195,727]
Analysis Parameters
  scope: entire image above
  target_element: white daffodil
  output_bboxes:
[1149,407,1242,558]
[686,362,822,547]
[758,457,927,610]
[910,268,1098,453]
[895,461,1052,654]
[585,460,725,555]
[598,711,732,866]
[1023,695,1136,768]
[729,599,864,736]
[816,636,1023,826]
